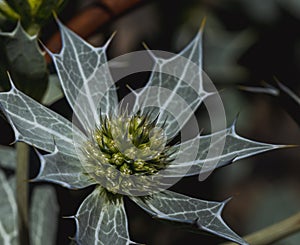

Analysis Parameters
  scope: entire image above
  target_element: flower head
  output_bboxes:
[82,111,173,194]
[0,19,285,245]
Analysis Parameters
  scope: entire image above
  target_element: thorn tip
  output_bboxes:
[199,17,207,32]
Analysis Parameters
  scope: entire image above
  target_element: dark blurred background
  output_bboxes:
[1,0,300,244]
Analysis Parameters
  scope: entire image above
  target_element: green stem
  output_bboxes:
[16,142,30,245]
[221,211,300,245]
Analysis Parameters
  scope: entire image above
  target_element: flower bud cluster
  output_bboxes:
[82,112,175,194]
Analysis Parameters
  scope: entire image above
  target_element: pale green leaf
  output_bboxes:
[0,80,85,156]
[0,171,18,245]
[167,122,286,177]
[33,147,95,189]
[0,145,16,169]
[131,190,247,245]
[75,187,133,245]
[30,185,59,245]
[48,20,118,131]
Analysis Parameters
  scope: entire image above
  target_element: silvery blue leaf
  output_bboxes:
[167,122,287,177]
[48,20,118,131]
[132,24,210,140]
[74,187,134,245]
[0,80,85,156]
[131,190,248,245]
[33,147,95,189]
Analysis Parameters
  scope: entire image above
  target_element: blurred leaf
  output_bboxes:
[27,0,43,15]
[237,0,279,23]
[246,183,300,245]
[0,145,16,170]
[5,0,30,21]
[0,0,19,20]
[0,22,48,101]
[227,0,300,22]
[0,171,18,245]
[241,82,300,126]
[30,185,59,245]
[175,11,255,82]
[204,17,255,82]
[272,82,300,126]
[280,0,300,17]
[0,10,5,21]
[1,0,64,33]
[34,0,60,24]
[239,83,279,96]
[276,82,300,104]
[41,74,63,106]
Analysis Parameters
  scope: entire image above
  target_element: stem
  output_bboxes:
[222,212,300,245]
[16,142,30,245]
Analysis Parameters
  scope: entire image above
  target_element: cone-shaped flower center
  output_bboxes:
[82,112,174,194]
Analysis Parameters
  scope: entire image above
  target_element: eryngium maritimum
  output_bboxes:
[0,20,286,245]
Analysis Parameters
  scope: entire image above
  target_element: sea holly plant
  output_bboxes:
[0,19,287,245]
